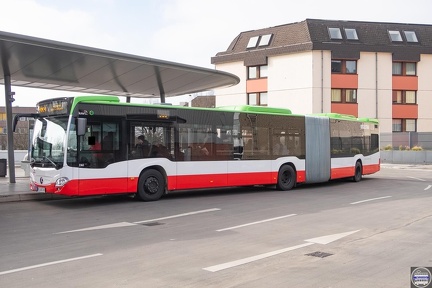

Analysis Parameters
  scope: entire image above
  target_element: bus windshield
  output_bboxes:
[31,116,69,169]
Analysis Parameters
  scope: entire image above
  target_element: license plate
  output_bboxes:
[37,187,46,193]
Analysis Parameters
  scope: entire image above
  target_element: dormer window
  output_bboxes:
[389,30,403,42]
[328,28,342,39]
[259,34,272,46]
[344,28,358,40]
[247,34,273,49]
[404,31,418,42]
[247,36,259,48]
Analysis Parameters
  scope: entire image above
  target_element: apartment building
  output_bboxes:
[211,19,432,134]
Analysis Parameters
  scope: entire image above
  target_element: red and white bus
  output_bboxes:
[18,95,380,201]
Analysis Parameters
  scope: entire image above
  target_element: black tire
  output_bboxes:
[276,165,296,191]
[137,169,165,201]
[353,161,362,182]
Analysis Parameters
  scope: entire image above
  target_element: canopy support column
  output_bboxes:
[154,66,165,103]
[3,75,16,183]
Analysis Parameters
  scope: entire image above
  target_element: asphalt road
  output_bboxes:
[1,166,431,288]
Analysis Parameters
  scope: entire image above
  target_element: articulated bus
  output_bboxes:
[18,96,380,201]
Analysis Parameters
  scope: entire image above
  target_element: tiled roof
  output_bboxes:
[211,19,432,64]
[212,20,312,65]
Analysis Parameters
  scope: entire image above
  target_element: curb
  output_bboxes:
[0,193,68,203]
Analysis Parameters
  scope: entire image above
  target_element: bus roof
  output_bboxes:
[56,96,379,125]
[314,113,379,124]
[216,105,292,115]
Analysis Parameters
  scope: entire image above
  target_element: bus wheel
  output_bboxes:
[353,161,362,182]
[276,165,296,191]
[137,170,165,201]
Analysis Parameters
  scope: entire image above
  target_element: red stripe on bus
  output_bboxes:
[39,167,325,197]
[42,178,132,196]
[330,163,380,180]
[363,163,380,175]
[330,166,355,179]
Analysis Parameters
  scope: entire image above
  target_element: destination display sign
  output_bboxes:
[37,98,70,116]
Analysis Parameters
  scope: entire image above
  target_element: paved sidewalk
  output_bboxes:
[1,163,431,203]
[0,166,63,203]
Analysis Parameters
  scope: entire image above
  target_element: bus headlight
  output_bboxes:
[55,177,69,188]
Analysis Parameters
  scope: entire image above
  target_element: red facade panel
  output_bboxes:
[246,78,268,93]
[392,76,418,90]
[331,74,358,89]
[331,103,358,117]
[392,104,418,118]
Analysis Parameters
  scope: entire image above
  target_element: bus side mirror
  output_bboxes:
[76,118,87,136]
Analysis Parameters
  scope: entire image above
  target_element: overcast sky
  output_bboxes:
[1,0,432,107]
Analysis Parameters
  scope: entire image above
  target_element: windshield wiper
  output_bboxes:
[43,156,59,169]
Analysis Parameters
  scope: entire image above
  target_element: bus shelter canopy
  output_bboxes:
[0,30,239,183]
[0,30,239,99]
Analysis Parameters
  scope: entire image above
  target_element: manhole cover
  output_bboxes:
[305,251,333,258]
[140,222,165,226]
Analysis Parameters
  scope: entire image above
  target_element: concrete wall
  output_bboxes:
[0,150,28,165]
[381,150,432,164]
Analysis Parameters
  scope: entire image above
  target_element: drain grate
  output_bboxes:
[305,251,333,258]
[140,222,165,227]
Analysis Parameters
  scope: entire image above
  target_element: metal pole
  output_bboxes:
[4,75,16,183]
[154,66,165,103]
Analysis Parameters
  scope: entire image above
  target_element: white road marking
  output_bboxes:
[216,214,297,232]
[425,185,432,191]
[133,208,221,224]
[203,230,360,272]
[350,196,392,205]
[0,254,102,276]
[56,208,221,234]
[305,230,360,244]
[407,176,426,182]
[203,243,314,272]
[56,222,136,234]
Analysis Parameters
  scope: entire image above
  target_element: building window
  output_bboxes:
[403,31,418,43]
[392,91,416,104]
[248,66,257,79]
[328,28,342,39]
[331,89,341,102]
[345,89,357,103]
[248,65,268,79]
[392,119,416,132]
[331,89,357,103]
[259,65,268,78]
[248,92,268,106]
[331,60,357,74]
[392,119,402,132]
[344,28,358,40]
[345,61,357,73]
[258,34,272,46]
[405,119,416,131]
[389,30,403,42]
[247,36,259,48]
[247,34,273,49]
[392,62,402,75]
[405,63,416,75]
[392,62,416,76]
